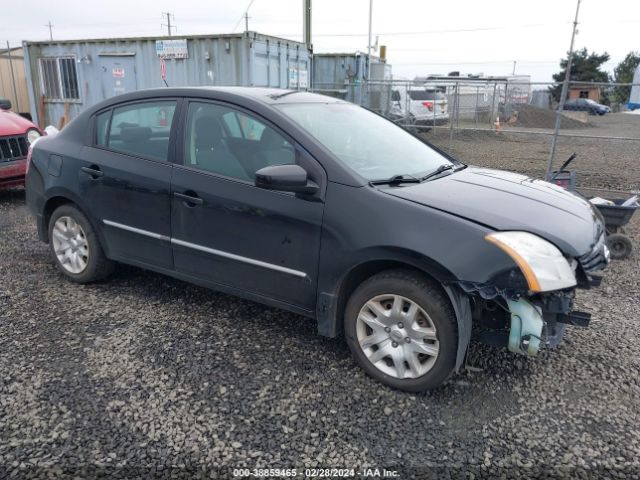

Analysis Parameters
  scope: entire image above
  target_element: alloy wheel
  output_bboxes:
[356,294,439,379]
[52,216,89,274]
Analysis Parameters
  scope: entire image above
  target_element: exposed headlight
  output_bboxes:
[485,231,576,293]
[27,128,41,145]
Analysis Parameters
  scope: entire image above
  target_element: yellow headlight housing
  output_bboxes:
[485,231,576,293]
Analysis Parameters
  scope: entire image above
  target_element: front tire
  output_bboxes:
[344,270,458,392]
[48,204,114,283]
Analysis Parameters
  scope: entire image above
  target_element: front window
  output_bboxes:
[184,102,295,181]
[276,103,453,181]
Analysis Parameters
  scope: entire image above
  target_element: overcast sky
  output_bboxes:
[4,0,639,82]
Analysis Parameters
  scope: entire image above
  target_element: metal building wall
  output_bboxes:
[311,53,391,109]
[0,47,30,116]
[23,32,310,127]
[313,54,367,87]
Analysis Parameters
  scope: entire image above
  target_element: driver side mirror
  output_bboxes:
[255,164,319,195]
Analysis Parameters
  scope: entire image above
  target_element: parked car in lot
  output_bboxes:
[562,98,610,115]
[26,87,609,391]
[0,99,43,189]
[389,85,449,127]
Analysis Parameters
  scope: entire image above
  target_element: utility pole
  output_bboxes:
[233,0,255,33]
[546,0,581,180]
[366,0,373,81]
[161,12,176,36]
[303,0,312,51]
[512,60,517,76]
[45,21,54,41]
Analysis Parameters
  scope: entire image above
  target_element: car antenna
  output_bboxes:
[269,90,301,100]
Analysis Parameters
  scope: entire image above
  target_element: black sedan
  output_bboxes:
[26,87,609,391]
[562,98,610,115]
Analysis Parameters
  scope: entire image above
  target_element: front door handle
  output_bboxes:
[174,191,204,207]
[80,166,104,179]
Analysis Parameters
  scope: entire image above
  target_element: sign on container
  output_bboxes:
[156,39,189,59]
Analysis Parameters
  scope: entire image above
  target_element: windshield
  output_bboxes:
[408,90,446,101]
[276,103,453,180]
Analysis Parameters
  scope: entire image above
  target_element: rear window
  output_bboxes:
[408,90,445,101]
[106,101,177,161]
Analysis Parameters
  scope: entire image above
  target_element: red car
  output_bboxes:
[0,99,43,189]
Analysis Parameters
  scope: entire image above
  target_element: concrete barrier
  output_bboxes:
[562,111,590,123]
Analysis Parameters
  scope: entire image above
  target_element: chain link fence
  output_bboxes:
[310,79,640,197]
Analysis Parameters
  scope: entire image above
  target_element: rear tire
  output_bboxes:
[606,233,633,260]
[48,204,114,283]
[344,269,458,392]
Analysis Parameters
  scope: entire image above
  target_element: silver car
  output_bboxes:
[390,86,449,127]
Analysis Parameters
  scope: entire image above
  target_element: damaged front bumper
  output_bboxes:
[459,281,596,358]
[504,295,591,356]
[459,229,608,357]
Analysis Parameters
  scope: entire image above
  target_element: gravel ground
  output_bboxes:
[1,169,639,477]
[426,112,640,194]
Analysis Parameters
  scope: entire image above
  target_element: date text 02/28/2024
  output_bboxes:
[232,468,399,478]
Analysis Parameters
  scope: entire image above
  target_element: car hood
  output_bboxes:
[0,109,37,136]
[382,166,603,257]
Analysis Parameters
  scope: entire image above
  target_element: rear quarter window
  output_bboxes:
[95,110,111,146]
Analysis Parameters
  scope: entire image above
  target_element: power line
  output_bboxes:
[232,0,256,33]
[394,60,560,66]
[273,21,569,38]
[272,17,640,39]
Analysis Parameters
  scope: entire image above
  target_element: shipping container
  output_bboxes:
[311,52,392,113]
[23,32,311,127]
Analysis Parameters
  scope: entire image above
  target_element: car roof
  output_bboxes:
[92,86,345,109]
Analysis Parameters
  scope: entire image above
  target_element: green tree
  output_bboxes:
[549,48,610,102]
[612,51,640,104]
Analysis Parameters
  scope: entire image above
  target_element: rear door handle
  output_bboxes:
[174,191,204,206]
[80,166,104,179]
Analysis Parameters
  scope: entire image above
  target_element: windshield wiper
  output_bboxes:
[369,174,422,186]
[420,164,456,182]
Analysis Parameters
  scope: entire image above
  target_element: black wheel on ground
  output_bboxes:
[404,114,418,135]
[344,269,458,392]
[606,233,633,260]
[48,204,114,283]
